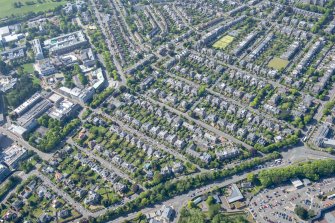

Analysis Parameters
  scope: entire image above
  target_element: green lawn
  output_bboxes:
[0,0,68,19]
[268,57,289,70]
[213,35,234,49]
[22,63,34,73]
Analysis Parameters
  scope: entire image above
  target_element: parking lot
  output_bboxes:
[249,177,335,223]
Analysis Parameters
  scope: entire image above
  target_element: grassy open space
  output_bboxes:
[0,0,67,19]
[268,57,289,70]
[213,35,234,49]
[22,63,34,73]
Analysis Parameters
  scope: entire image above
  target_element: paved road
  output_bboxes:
[107,159,290,223]
[0,171,30,203]
[166,70,301,133]
[281,145,335,162]
[98,111,205,171]
[107,144,335,223]
[0,126,52,160]
[36,170,90,218]
[89,0,127,86]
[144,95,253,150]
[315,82,335,121]
[67,138,144,190]
[191,49,323,106]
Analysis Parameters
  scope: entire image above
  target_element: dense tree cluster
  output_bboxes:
[294,206,315,220]
[88,30,119,80]
[29,116,81,152]
[311,8,333,33]
[323,101,335,116]
[179,206,248,223]
[74,64,88,86]
[5,75,40,108]
[0,176,21,200]
[250,84,273,108]
[90,88,114,108]
[254,131,300,153]
[258,159,335,187]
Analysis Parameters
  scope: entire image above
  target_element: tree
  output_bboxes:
[74,64,88,85]
[5,75,40,108]
[178,207,206,223]
[326,147,334,154]
[295,206,308,220]
[0,60,8,74]
[20,161,34,173]
[78,73,88,85]
[152,173,163,185]
[246,173,256,183]
[208,204,220,218]
[197,85,207,97]
[187,200,196,209]
[102,199,111,207]
[131,184,139,193]
[206,196,215,206]
[258,159,335,187]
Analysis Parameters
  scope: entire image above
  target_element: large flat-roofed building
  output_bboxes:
[9,124,27,137]
[59,86,94,103]
[91,68,106,91]
[80,48,96,67]
[291,178,304,189]
[48,97,79,121]
[12,93,42,117]
[44,31,88,55]
[323,138,335,149]
[32,39,44,60]
[0,76,17,93]
[227,184,244,203]
[16,99,51,128]
[1,46,26,62]
[35,58,56,76]
[0,26,10,37]
[1,144,28,169]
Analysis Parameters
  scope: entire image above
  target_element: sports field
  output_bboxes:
[268,57,289,70]
[213,35,234,49]
[0,0,67,19]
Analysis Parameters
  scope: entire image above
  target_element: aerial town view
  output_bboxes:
[0,0,335,222]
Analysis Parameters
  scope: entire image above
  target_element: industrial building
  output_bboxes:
[12,93,42,117]
[0,26,24,44]
[16,99,52,132]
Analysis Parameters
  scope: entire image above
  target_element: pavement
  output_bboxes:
[249,177,335,223]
